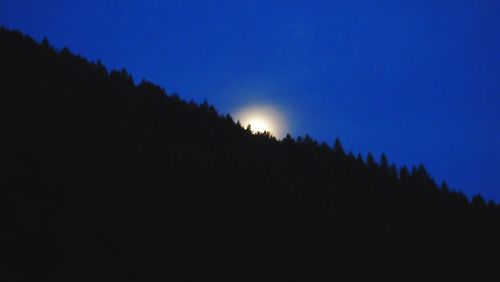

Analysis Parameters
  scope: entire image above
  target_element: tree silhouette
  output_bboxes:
[333,137,345,156]
[1,27,499,282]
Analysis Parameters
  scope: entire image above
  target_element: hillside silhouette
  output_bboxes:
[1,27,499,281]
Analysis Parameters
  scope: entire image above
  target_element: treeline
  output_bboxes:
[1,27,499,282]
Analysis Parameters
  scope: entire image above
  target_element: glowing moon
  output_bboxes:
[234,105,287,139]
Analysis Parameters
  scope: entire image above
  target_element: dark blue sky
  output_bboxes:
[2,0,499,201]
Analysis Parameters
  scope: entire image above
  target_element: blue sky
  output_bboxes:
[1,0,499,201]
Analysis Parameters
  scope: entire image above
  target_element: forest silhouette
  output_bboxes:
[1,27,499,281]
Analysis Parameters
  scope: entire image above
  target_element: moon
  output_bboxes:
[234,105,287,139]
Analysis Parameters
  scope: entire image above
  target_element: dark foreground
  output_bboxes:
[1,28,499,281]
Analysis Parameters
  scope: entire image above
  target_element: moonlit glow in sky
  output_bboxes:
[234,105,287,139]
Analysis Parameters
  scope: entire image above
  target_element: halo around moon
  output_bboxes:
[233,105,287,139]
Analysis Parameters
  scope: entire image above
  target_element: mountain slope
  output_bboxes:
[1,27,499,282]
